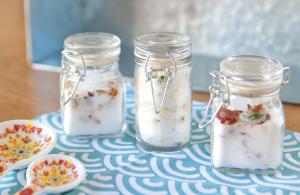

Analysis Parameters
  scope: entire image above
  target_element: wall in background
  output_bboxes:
[26,0,300,103]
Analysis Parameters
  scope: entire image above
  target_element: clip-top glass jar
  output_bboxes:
[60,32,125,136]
[200,55,290,173]
[134,32,192,151]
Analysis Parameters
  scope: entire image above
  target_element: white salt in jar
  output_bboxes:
[60,32,125,136]
[200,55,290,173]
[134,32,192,151]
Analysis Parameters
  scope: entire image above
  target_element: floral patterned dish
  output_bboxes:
[16,154,86,195]
[0,120,56,179]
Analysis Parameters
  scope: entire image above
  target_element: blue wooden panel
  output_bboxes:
[27,0,134,75]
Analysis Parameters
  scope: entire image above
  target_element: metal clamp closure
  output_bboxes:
[198,71,230,128]
[144,53,177,113]
[282,67,290,85]
[60,50,86,106]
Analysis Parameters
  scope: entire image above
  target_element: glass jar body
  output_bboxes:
[211,92,284,172]
[61,63,125,136]
[135,59,192,151]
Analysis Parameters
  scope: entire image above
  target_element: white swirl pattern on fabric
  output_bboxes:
[0,83,300,194]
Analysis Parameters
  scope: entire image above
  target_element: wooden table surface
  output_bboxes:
[0,1,300,132]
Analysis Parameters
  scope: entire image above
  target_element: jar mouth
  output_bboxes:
[64,32,120,54]
[218,55,289,96]
[220,55,284,82]
[134,32,191,60]
[63,32,121,67]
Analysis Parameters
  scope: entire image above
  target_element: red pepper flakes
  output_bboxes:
[216,106,242,125]
[250,104,263,113]
[87,91,94,97]
[107,87,118,97]
[266,114,271,120]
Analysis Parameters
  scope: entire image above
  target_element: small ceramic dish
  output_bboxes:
[0,120,56,179]
[16,154,86,195]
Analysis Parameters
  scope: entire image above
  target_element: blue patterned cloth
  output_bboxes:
[1,84,300,195]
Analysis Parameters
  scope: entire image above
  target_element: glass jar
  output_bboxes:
[134,32,192,151]
[200,55,290,172]
[60,32,125,136]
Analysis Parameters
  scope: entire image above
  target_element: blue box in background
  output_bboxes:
[25,0,300,103]
[25,0,134,74]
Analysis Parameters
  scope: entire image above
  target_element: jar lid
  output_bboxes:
[134,32,191,60]
[219,55,289,95]
[63,32,121,67]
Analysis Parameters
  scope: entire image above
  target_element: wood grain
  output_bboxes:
[0,0,299,132]
[0,0,60,121]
